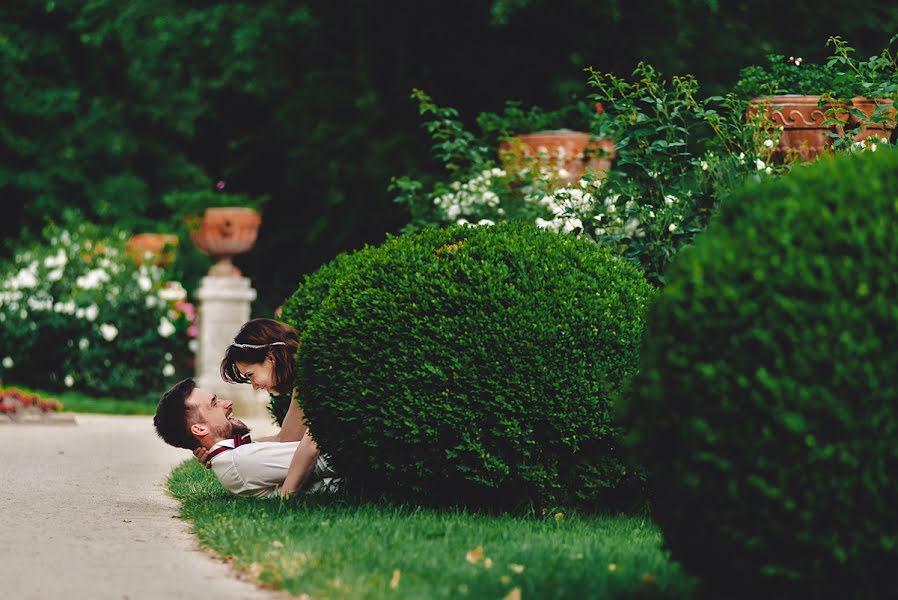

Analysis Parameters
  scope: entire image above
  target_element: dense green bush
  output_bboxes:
[285,222,655,511]
[0,221,194,399]
[272,250,370,424]
[620,149,898,598]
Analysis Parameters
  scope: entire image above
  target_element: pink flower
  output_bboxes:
[274,307,283,317]
[187,325,199,338]
[216,180,226,190]
[174,299,196,321]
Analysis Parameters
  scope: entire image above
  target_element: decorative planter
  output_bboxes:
[748,95,895,163]
[848,97,896,144]
[188,207,261,277]
[125,233,179,267]
[498,129,616,185]
[748,95,847,163]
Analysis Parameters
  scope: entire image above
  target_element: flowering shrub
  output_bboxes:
[0,221,195,399]
[390,89,592,233]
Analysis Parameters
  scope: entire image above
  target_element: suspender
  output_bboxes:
[205,433,253,461]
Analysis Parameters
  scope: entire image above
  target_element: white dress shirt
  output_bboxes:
[209,439,338,498]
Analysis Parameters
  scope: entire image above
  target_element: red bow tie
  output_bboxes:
[205,433,252,461]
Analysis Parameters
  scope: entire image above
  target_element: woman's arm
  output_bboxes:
[279,428,320,497]
[275,388,308,442]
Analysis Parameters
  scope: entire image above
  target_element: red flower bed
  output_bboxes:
[0,387,63,420]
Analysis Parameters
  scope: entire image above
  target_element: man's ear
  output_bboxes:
[190,422,209,438]
[266,351,275,363]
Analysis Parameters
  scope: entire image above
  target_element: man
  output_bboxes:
[153,378,338,498]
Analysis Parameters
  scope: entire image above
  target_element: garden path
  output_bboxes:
[0,413,283,600]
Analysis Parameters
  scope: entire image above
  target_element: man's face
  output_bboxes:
[186,388,248,439]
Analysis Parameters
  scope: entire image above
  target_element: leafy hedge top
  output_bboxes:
[284,222,655,511]
[621,149,898,597]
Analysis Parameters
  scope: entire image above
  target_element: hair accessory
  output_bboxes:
[230,341,288,349]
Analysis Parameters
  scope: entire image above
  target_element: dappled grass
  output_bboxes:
[168,460,697,599]
[6,383,156,415]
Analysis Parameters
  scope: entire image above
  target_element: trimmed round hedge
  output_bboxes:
[621,150,898,597]
[284,222,655,510]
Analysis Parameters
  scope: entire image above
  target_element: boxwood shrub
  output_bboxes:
[620,149,898,598]
[285,221,655,511]
[272,251,370,424]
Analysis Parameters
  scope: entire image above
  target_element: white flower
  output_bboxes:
[75,268,110,290]
[755,159,766,170]
[700,160,709,171]
[623,218,641,237]
[19,309,27,320]
[137,276,152,292]
[871,143,878,153]
[562,218,583,234]
[664,195,676,206]
[2,356,13,368]
[763,139,775,148]
[76,308,85,319]
[648,210,655,218]
[64,375,74,388]
[162,363,176,377]
[557,168,570,180]
[85,304,99,322]
[47,268,64,282]
[158,282,186,301]
[99,323,118,342]
[765,166,773,174]
[477,219,495,226]
[880,137,889,144]
[669,223,678,232]
[164,352,173,361]
[158,317,176,338]
[738,152,745,163]
[188,339,199,353]
[79,338,90,350]
[11,268,38,289]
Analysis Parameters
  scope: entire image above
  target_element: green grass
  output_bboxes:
[168,460,698,599]
[5,384,157,415]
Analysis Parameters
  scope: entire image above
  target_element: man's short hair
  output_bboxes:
[154,378,200,450]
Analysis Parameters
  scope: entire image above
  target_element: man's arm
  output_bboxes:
[279,428,320,497]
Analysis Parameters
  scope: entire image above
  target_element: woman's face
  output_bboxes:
[235,353,280,395]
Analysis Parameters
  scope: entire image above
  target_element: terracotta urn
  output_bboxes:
[498,129,616,185]
[848,97,896,144]
[189,207,261,277]
[747,95,850,163]
[125,233,179,267]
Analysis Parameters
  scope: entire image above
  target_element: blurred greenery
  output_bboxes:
[2,0,897,312]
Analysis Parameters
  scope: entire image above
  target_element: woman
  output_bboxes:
[195,318,322,497]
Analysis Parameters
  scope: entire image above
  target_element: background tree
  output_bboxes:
[2,0,896,311]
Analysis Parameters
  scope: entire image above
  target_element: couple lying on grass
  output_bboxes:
[153,318,339,498]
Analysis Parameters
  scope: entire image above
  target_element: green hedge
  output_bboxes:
[284,222,655,511]
[272,251,367,424]
[621,149,898,597]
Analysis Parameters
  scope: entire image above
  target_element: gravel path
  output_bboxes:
[0,413,284,600]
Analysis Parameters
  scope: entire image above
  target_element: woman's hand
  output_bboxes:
[193,447,212,469]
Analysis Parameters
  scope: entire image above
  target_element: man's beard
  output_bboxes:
[229,419,251,438]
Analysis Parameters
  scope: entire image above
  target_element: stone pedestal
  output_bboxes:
[195,275,269,418]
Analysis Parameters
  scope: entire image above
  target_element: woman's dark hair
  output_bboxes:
[220,318,299,396]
